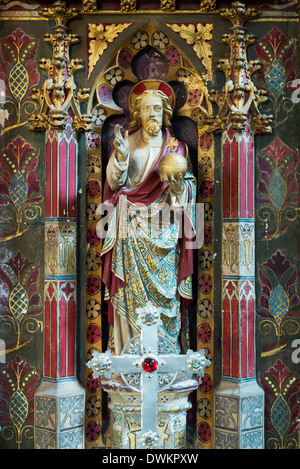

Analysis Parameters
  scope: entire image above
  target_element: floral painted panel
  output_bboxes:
[0,249,42,332]
[255,26,297,128]
[0,355,40,448]
[0,28,40,136]
[260,359,299,449]
[256,137,299,240]
[255,20,299,451]
[257,251,300,358]
[0,136,43,242]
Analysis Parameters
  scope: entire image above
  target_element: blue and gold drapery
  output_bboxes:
[103,175,196,350]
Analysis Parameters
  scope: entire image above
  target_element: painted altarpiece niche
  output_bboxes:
[0,0,299,451]
[85,22,215,448]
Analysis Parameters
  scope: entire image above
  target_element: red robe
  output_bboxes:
[101,127,194,328]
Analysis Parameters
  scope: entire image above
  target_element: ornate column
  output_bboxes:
[205,2,272,449]
[29,1,92,449]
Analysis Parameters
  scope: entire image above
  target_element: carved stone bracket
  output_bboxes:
[29,1,92,133]
[205,1,273,134]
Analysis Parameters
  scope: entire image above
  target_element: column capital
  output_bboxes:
[219,2,261,26]
[39,1,80,27]
[29,1,92,133]
[205,2,272,135]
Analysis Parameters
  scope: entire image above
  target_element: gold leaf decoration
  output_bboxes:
[160,0,176,12]
[88,23,132,79]
[166,23,213,80]
[82,0,97,12]
[120,0,136,11]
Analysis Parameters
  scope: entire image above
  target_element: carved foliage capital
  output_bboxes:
[205,2,272,135]
[220,1,261,26]
[30,2,91,133]
[39,1,80,27]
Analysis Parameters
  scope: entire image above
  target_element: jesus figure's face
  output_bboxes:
[139,95,163,137]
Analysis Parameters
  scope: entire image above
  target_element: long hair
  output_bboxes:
[128,90,174,134]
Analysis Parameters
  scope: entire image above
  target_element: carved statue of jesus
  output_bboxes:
[101,80,196,354]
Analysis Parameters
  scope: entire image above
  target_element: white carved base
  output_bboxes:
[100,372,198,450]
[213,379,265,449]
[34,380,85,449]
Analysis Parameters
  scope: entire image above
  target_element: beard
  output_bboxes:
[143,119,161,137]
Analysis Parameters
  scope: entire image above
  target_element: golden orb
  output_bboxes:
[158,152,187,182]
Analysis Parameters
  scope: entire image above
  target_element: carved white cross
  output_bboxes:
[86,302,211,449]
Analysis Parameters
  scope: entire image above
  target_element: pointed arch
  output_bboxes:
[84,21,215,449]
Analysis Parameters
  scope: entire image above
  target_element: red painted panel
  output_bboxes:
[239,137,247,218]
[68,296,76,377]
[52,138,58,218]
[51,297,57,379]
[241,294,248,378]
[223,294,231,376]
[248,297,255,377]
[68,139,76,218]
[46,139,51,218]
[247,138,254,218]
[59,296,67,378]
[231,294,239,378]
[44,296,50,377]
[231,138,239,218]
[223,139,231,219]
[59,138,68,218]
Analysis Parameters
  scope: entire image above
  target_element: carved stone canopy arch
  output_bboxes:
[86,22,214,153]
[84,21,216,449]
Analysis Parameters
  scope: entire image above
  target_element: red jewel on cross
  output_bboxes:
[141,356,159,373]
